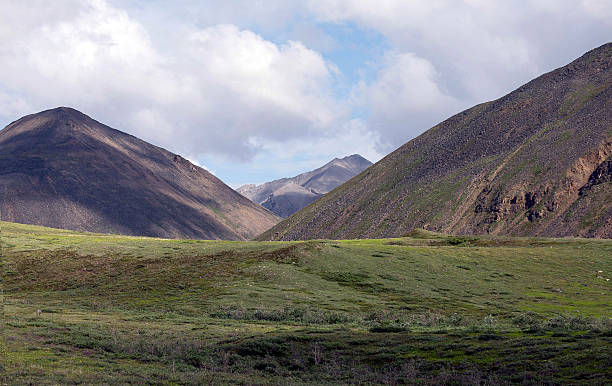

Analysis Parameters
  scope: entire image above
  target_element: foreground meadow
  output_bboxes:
[1,222,611,384]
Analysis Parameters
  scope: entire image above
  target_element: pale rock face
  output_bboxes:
[237,154,372,218]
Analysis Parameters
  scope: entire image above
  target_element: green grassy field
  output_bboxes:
[2,222,611,384]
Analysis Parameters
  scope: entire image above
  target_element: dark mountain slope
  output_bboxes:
[237,154,371,217]
[260,43,612,241]
[0,107,279,240]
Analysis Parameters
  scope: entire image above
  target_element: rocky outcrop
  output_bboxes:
[579,156,612,195]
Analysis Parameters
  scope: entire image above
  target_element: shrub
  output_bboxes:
[209,305,354,325]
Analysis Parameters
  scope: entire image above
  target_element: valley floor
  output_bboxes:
[1,222,611,384]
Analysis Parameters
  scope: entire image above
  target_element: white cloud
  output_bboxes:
[0,0,610,182]
[185,24,339,129]
[221,118,383,186]
[303,0,611,148]
[581,0,612,23]
[0,90,32,120]
[0,0,342,161]
[249,118,382,164]
[306,1,539,101]
[363,52,462,151]
[0,0,171,117]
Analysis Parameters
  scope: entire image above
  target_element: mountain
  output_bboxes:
[259,43,612,241]
[237,154,372,217]
[0,107,280,240]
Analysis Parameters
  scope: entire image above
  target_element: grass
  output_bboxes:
[2,221,611,384]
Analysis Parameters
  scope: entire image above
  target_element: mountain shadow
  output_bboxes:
[0,107,280,240]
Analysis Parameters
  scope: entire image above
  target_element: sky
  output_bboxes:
[0,1,610,187]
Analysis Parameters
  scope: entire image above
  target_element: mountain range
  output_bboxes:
[259,42,612,240]
[237,154,372,217]
[0,107,279,240]
[1,44,610,242]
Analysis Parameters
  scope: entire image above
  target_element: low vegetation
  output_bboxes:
[2,222,611,384]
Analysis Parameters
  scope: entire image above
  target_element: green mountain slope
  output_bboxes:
[260,43,612,241]
[3,222,611,383]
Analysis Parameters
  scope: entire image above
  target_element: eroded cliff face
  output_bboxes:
[580,156,612,193]
[260,43,612,241]
[464,139,612,236]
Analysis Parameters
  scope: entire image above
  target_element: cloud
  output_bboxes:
[0,90,32,120]
[363,52,462,151]
[0,0,610,180]
[249,118,382,164]
[0,0,170,122]
[307,0,610,99]
[185,24,339,129]
[581,0,612,23]
[304,0,611,147]
[215,118,383,187]
[0,0,342,161]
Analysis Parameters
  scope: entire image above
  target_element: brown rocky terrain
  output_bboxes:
[260,43,612,241]
[0,107,280,240]
[237,154,371,217]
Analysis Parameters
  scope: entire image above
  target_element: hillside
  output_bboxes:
[3,222,611,383]
[237,154,371,217]
[0,107,279,240]
[260,43,612,241]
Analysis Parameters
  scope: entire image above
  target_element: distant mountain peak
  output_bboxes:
[29,106,89,123]
[344,154,366,160]
[331,154,366,163]
[237,154,372,218]
[1,106,105,142]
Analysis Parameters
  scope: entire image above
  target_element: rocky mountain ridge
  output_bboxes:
[237,154,372,217]
[259,42,612,240]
